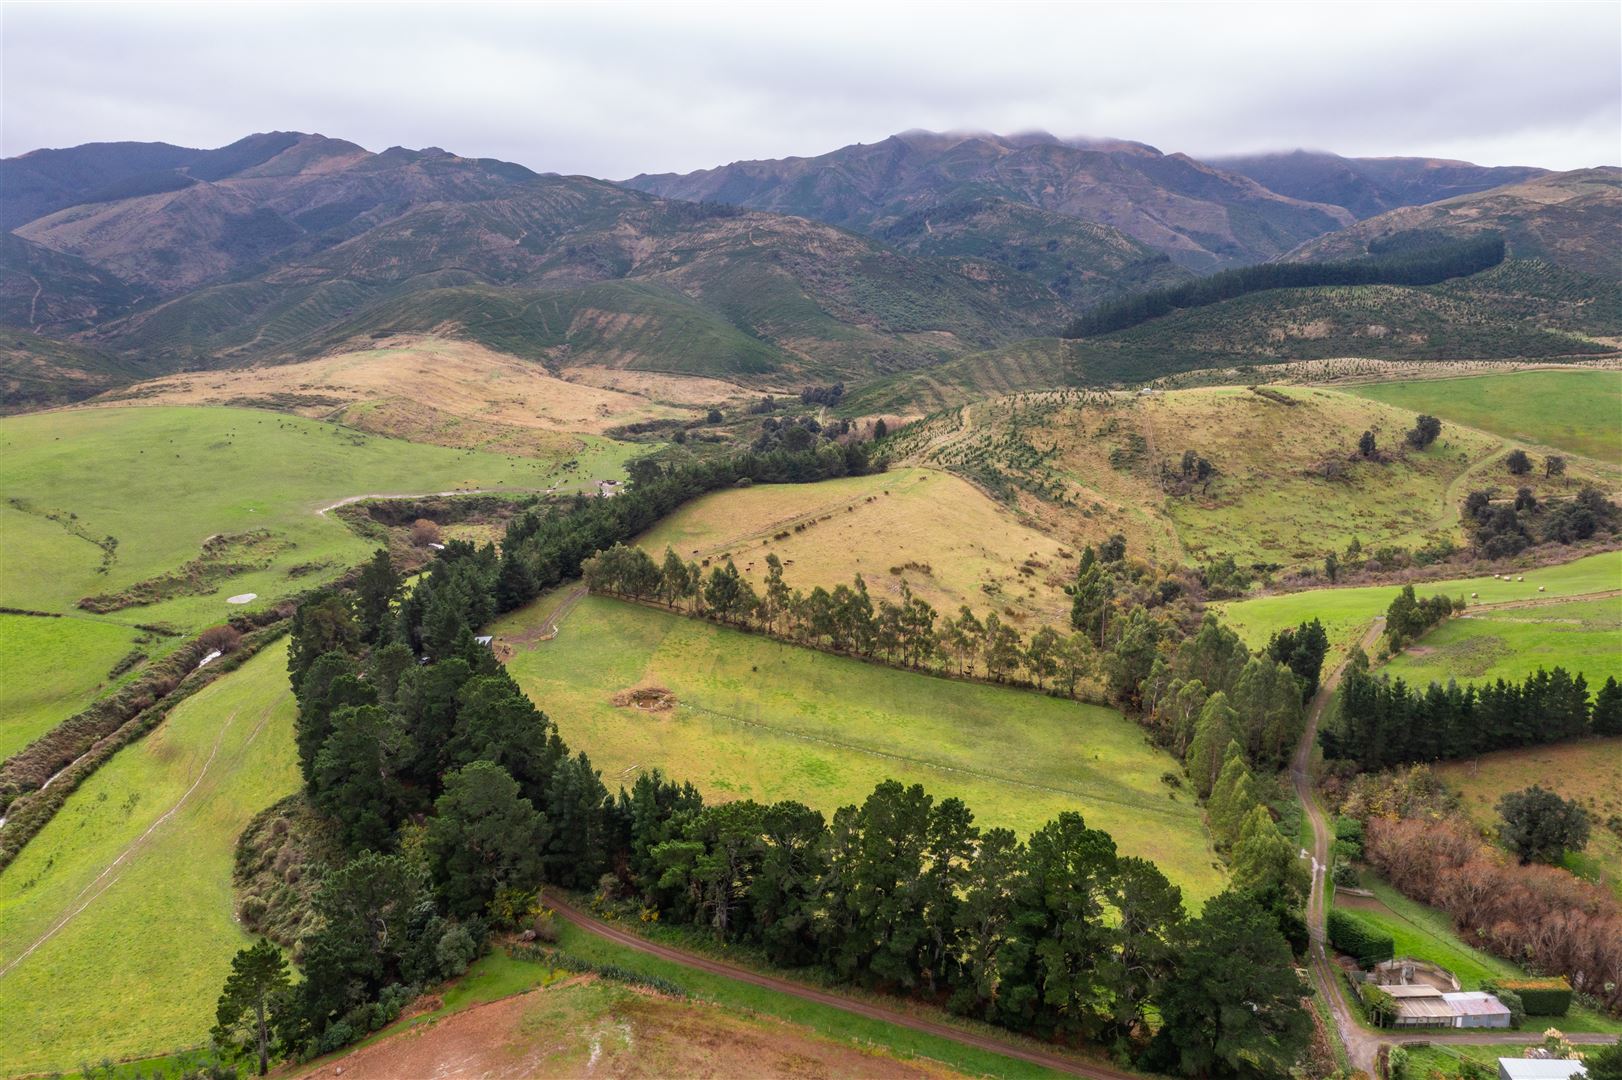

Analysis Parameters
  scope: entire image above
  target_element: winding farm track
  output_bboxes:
[543,891,1132,1079]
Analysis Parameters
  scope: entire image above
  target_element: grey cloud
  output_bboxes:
[2,1,1617,175]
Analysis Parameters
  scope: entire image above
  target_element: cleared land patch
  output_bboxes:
[636,467,1076,627]
[0,614,145,760]
[300,974,965,1080]
[1350,368,1622,465]
[88,336,714,439]
[495,594,1222,903]
[0,640,297,1074]
[1381,595,1621,686]
[1434,739,1622,899]
[0,405,633,632]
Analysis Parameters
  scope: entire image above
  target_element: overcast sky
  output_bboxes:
[3,1,1618,176]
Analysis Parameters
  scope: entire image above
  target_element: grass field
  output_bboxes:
[1351,369,1622,465]
[1216,549,1622,662]
[0,640,298,1074]
[637,467,1077,627]
[0,614,144,760]
[495,594,1223,903]
[1382,596,1622,687]
[91,336,730,442]
[1434,739,1622,899]
[890,385,1605,574]
[0,405,634,631]
[1334,878,1622,1034]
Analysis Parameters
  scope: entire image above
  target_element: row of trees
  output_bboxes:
[1063,233,1506,337]
[583,546,1099,694]
[1324,659,1621,770]
[229,539,1318,1076]
[626,777,1311,1076]
[1384,583,1464,651]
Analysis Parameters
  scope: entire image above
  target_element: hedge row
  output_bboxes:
[1328,908,1395,967]
[509,943,685,997]
[1485,977,1572,1017]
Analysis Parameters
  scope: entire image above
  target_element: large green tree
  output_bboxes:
[213,939,290,1075]
[426,761,548,918]
[1150,891,1309,1078]
[1498,785,1590,865]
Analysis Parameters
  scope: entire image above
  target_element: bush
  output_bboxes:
[1328,908,1395,966]
[1388,1044,1409,1080]
[1484,977,1571,1017]
[1494,987,1526,1028]
[1357,980,1397,1026]
[436,923,478,978]
[1332,861,1360,888]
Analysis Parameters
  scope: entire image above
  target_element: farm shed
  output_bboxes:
[1497,1059,1587,1080]
[1442,991,1511,1028]
[1387,985,1456,1028]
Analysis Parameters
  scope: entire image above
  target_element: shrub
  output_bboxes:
[1357,980,1397,1026]
[436,923,478,978]
[1388,1044,1409,1080]
[1484,977,1571,1017]
[1328,908,1395,966]
[1332,861,1360,888]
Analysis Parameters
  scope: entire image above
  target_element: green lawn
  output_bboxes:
[496,594,1223,904]
[1216,549,1622,661]
[1350,369,1622,465]
[0,614,144,760]
[0,640,298,1075]
[1382,596,1622,687]
[1335,879,1622,1034]
[0,405,633,631]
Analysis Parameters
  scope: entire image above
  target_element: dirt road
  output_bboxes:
[542,892,1135,1080]
[1291,617,1618,1069]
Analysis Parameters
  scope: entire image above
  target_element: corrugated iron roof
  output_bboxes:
[1444,991,1510,1017]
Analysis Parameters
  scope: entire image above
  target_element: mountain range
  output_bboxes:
[1,129,1616,410]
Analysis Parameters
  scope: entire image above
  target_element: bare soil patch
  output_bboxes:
[612,686,678,713]
[297,978,961,1080]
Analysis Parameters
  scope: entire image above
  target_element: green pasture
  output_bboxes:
[0,640,298,1075]
[0,614,144,760]
[1350,369,1622,465]
[0,405,633,631]
[496,594,1222,903]
[1382,596,1622,687]
[1216,549,1622,662]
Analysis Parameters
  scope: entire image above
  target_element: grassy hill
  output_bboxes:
[495,593,1223,903]
[0,404,633,758]
[883,384,1614,573]
[636,466,1078,628]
